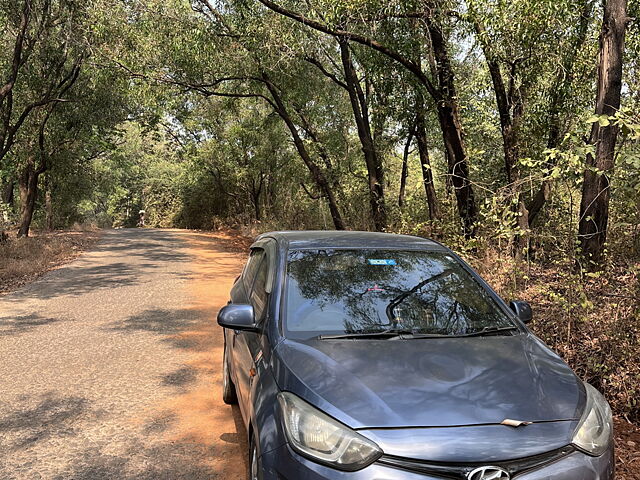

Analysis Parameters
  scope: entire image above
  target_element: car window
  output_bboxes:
[284,249,514,340]
[243,249,265,293]
[251,258,269,321]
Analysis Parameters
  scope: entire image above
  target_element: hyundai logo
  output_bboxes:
[467,466,510,480]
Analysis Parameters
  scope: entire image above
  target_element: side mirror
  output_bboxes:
[510,300,533,324]
[217,304,259,332]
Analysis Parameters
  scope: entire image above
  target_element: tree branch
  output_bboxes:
[303,55,348,90]
[256,0,440,100]
[300,182,323,199]
[0,0,32,103]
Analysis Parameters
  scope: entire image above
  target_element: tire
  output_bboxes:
[248,432,263,480]
[222,342,237,405]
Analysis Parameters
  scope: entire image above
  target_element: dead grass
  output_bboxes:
[0,229,102,294]
[615,418,640,479]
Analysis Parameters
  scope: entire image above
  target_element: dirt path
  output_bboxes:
[0,229,248,479]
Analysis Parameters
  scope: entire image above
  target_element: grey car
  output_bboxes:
[217,231,614,480]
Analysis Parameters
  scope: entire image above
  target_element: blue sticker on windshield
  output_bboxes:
[368,259,396,265]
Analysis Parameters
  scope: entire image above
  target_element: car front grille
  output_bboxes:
[376,445,576,479]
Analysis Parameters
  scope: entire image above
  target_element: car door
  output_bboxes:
[233,247,270,422]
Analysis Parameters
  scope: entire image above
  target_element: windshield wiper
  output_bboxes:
[318,329,451,340]
[452,326,519,338]
[318,328,415,340]
[318,326,519,340]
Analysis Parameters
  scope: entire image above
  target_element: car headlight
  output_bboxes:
[572,383,613,456]
[277,392,382,471]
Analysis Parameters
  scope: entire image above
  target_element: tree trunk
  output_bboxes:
[527,0,594,226]
[504,105,530,258]
[426,20,477,235]
[407,19,440,220]
[2,178,14,206]
[250,174,264,222]
[263,75,346,230]
[252,193,261,221]
[473,17,530,254]
[17,158,39,237]
[398,124,414,208]
[578,0,628,265]
[436,105,476,235]
[415,97,441,220]
[339,40,387,231]
[527,178,552,227]
[250,182,258,222]
[44,172,53,230]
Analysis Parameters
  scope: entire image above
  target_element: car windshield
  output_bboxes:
[284,249,515,340]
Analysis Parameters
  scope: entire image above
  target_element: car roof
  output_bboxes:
[254,230,447,251]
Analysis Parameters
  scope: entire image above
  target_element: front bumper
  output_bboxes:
[260,442,614,480]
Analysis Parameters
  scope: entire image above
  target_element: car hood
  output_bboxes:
[272,333,585,430]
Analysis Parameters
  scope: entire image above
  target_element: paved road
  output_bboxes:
[0,229,247,479]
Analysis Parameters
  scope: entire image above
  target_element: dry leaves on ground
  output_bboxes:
[0,230,102,294]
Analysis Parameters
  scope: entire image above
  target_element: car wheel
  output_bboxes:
[249,433,263,480]
[222,341,237,405]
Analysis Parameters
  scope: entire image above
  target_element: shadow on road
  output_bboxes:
[161,365,199,390]
[0,313,63,336]
[110,307,202,335]
[0,392,93,451]
[108,307,219,353]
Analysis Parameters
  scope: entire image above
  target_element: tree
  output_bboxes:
[415,92,440,220]
[526,0,595,225]
[0,0,81,166]
[15,62,81,237]
[255,0,478,235]
[304,37,388,230]
[467,0,598,253]
[577,0,629,265]
[0,0,79,238]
